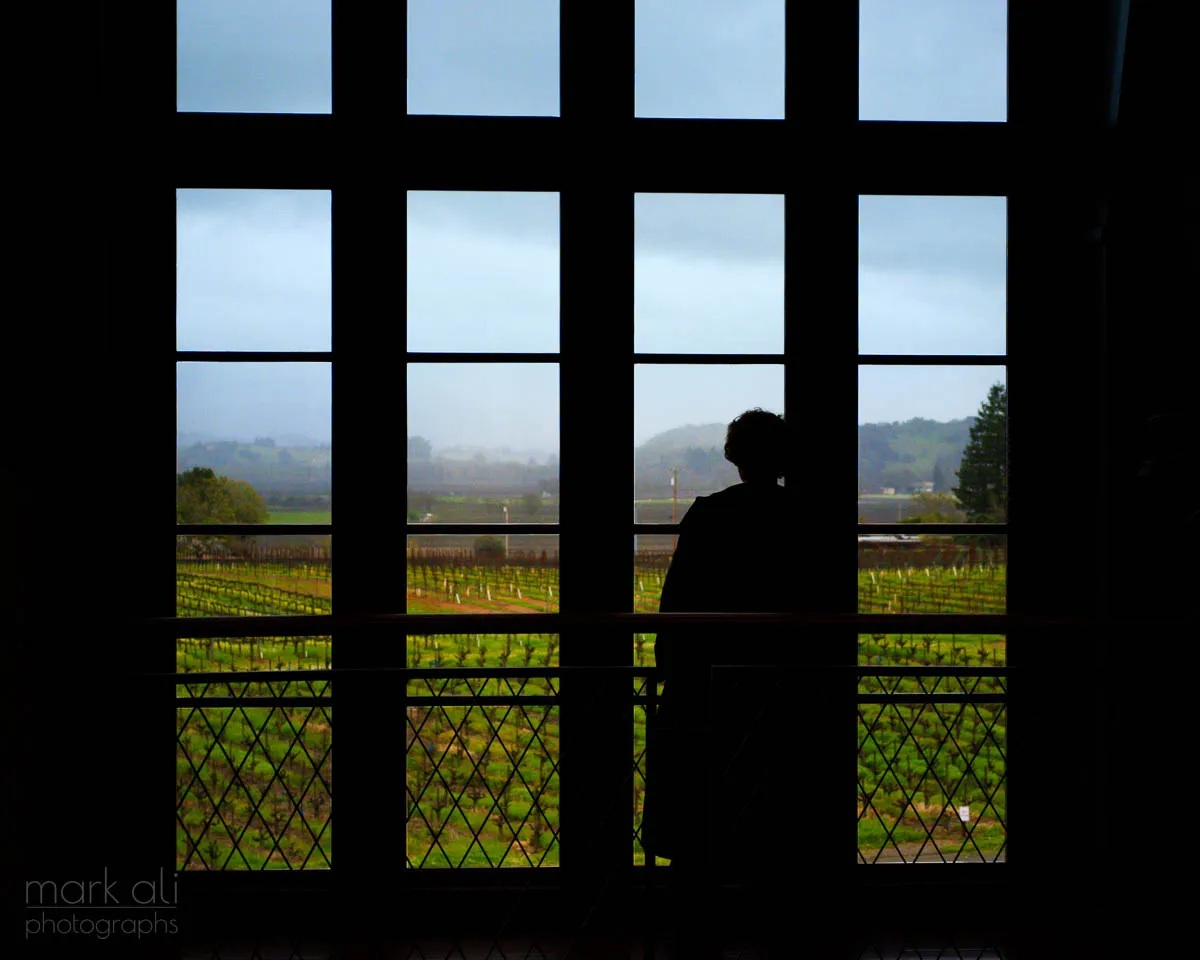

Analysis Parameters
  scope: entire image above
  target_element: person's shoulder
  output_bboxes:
[706,482,783,506]
[681,484,748,525]
[704,483,747,503]
[679,492,715,524]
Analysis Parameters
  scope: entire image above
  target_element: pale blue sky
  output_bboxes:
[176,2,1008,455]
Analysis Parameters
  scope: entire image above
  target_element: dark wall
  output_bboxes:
[1100,4,1194,952]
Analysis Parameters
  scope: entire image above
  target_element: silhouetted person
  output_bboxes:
[640,408,790,956]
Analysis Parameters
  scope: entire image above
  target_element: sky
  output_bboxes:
[176,0,1008,456]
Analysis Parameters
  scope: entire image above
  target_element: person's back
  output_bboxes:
[658,480,790,616]
[642,409,791,864]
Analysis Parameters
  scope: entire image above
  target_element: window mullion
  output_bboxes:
[557,182,634,885]
[555,0,636,893]
[332,0,408,886]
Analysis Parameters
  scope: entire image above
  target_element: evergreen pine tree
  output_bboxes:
[952,382,1008,522]
[933,460,948,494]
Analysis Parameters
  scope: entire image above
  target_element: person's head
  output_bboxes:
[724,408,786,483]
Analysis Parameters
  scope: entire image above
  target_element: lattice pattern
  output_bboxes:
[632,673,668,865]
[178,676,332,700]
[406,673,559,867]
[177,687,332,870]
[858,672,1007,863]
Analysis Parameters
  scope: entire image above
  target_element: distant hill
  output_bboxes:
[638,423,728,457]
[857,417,973,493]
[633,417,974,497]
[179,418,975,501]
[177,440,331,496]
[635,424,737,497]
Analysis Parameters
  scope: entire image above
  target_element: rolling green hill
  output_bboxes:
[179,416,974,503]
[634,418,974,495]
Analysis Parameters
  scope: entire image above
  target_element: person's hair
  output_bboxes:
[724,408,786,481]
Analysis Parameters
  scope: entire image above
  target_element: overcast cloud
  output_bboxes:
[177,1,1007,451]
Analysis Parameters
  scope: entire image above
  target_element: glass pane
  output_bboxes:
[635,365,783,522]
[407,535,559,615]
[407,364,558,519]
[859,535,1006,616]
[858,638,1007,863]
[635,0,785,119]
[406,549,560,875]
[635,194,784,354]
[634,544,671,617]
[858,366,1006,523]
[859,196,1006,356]
[859,0,1007,122]
[178,535,331,618]
[177,362,332,519]
[406,0,560,117]
[407,192,559,353]
[177,0,331,114]
[177,665,331,869]
[407,673,559,867]
[177,190,331,352]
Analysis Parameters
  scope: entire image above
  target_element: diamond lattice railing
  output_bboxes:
[177,675,332,870]
[632,672,669,865]
[858,670,1007,864]
[406,672,560,868]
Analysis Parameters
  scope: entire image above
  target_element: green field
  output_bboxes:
[176,542,1006,869]
[266,509,332,524]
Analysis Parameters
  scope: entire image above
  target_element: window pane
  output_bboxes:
[407,364,558,513]
[177,0,331,114]
[859,637,1007,863]
[406,0,559,117]
[177,190,331,352]
[859,0,1007,122]
[859,196,1006,356]
[407,535,559,614]
[407,667,559,867]
[177,362,332,518]
[407,192,559,353]
[405,531,561,867]
[635,0,785,118]
[859,535,1006,616]
[636,194,784,354]
[858,526,1008,863]
[858,366,1006,522]
[634,543,671,616]
[178,663,331,870]
[178,535,331,617]
[635,365,783,522]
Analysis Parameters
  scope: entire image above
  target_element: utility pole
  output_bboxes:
[503,501,509,558]
[671,467,680,550]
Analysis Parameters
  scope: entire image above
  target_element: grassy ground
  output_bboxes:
[266,509,332,524]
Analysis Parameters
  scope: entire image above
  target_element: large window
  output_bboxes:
[166,0,1025,951]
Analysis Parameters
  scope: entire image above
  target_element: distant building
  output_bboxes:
[880,487,896,496]
[909,480,935,494]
